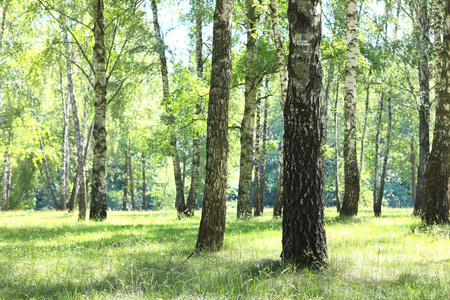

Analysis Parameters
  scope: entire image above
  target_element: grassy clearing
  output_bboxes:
[1,208,450,299]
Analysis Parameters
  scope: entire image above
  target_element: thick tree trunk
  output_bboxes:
[359,81,370,175]
[373,94,384,215]
[196,0,233,251]
[260,97,268,214]
[341,0,360,216]
[375,96,392,216]
[142,155,146,210]
[123,146,128,211]
[254,98,261,217]
[151,0,186,216]
[435,0,442,99]
[422,0,450,224]
[334,79,341,213]
[90,0,108,221]
[273,141,283,217]
[129,138,135,211]
[269,0,288,219]
[237,0,259,219]
[31,97,60,210]
[414,0,431,216]
[282,0,327,266]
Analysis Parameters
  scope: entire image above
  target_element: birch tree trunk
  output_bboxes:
[123,146,128,211]
[237,0,259,219]
[422,0,450,224]
[341,0,360,216]
[259,97,268,214]
[411,135,416,206]
[142,154,146,210]
[151,0,186,216]
[359,81,370,175]
[373,94,384,215]
[435,0,442,100]
[282,0,327,266]
[375,96,392,216]
[2,151,9,211]
[414,0,431,216]
[322,64,334,150]
[196,0,233,250]
[60,72,70,210]
[334,79,341,212]
[253,98,261,217]
[129,138,135,211]
[90,0,108,220]
[269,0,288,218]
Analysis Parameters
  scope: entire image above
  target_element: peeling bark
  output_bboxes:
[196,0,233,251]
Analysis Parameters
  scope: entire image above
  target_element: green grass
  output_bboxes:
[1,208,450,299]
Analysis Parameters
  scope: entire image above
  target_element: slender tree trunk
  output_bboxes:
[341,0,360,216]
[411,135,417,207]
[6,152,10,210]
[123,146,128,211]
[373,93,384,215]
[422,0,450,224]
[260,97,268,214]
[60,72,70,210]
[186,0,203,216]
[322,63,334,150]
[269,0,288,218]
[129,138,135,211]
[142,154,146,210]
[237,0,260,219]
[282,0,327,266]
[151,0,186,216]
[30,96,60,209]
[375,96,392,216]
[90,0,108,220]
[334,79,341,212]
[196,0,233,250]
[254,98,261,217]
[2,151,9,211]
[414,0,431,216]
[435,0,442,100]
[273,141,283,217]
[359,81,370,175]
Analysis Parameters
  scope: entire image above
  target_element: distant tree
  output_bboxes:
[196,0,233,251]
[281,0,328,266]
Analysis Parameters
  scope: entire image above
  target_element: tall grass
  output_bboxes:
[0,208,449,299]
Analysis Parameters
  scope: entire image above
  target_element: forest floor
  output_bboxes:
[0,208,449,299]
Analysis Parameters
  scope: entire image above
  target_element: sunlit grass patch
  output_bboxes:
[1,208,450,299]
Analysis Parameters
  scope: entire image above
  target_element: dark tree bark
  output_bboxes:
[237,0,260,219]
[414,0,431,216]
[334,79,341,212]
[422,0,450,224]
[90,0,108,221]
[281,0,328,266]
[196,0,233,251]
